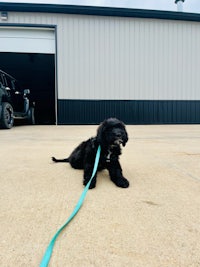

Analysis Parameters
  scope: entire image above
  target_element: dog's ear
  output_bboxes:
[122,133,128,146]
[122,126,129,147]
[97,122,104,144]
[96,119,109,144]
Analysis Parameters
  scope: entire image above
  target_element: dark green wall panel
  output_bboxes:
[57,100,200,124]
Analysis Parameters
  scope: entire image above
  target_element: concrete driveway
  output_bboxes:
[1,124,200,267]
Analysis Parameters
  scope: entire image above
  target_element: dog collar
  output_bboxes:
[106,150,112,162]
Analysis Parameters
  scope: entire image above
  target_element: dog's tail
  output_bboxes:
[52,157,69,163]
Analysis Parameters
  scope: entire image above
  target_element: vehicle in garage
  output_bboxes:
[0,69,35,129]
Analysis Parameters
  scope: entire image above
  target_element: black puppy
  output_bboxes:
[52,118,129,189]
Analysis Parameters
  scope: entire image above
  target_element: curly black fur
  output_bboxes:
[52,118,129,189]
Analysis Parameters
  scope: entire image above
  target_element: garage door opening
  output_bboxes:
[0,52,55,124]
[0,27,56,125]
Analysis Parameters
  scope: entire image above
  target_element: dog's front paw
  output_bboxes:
[112,177,129,188]
[83,179,96,189]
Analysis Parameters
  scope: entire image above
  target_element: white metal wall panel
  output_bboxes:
[59,16,200,100]
[0,27,55,53]
[1,12,200,100]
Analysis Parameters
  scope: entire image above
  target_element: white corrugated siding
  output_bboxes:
[1,12,200,100]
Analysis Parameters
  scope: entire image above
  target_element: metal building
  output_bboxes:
[1,3,200,124]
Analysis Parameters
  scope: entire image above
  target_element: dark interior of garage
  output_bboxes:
[0,52,55,125]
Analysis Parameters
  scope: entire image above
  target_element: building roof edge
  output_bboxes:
[1,3,200,22]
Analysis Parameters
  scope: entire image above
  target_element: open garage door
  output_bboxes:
[0,27,56,125]
[0,27,55,54]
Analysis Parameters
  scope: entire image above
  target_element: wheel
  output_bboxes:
[0,102,14,129]
[27,107,35,125]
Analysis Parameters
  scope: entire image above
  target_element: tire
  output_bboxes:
[0,102,14,129]
[27,107,35,125]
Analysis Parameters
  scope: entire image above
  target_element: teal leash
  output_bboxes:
[40,145,101,267]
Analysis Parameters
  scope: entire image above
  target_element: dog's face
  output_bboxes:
[97,118,128,147]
